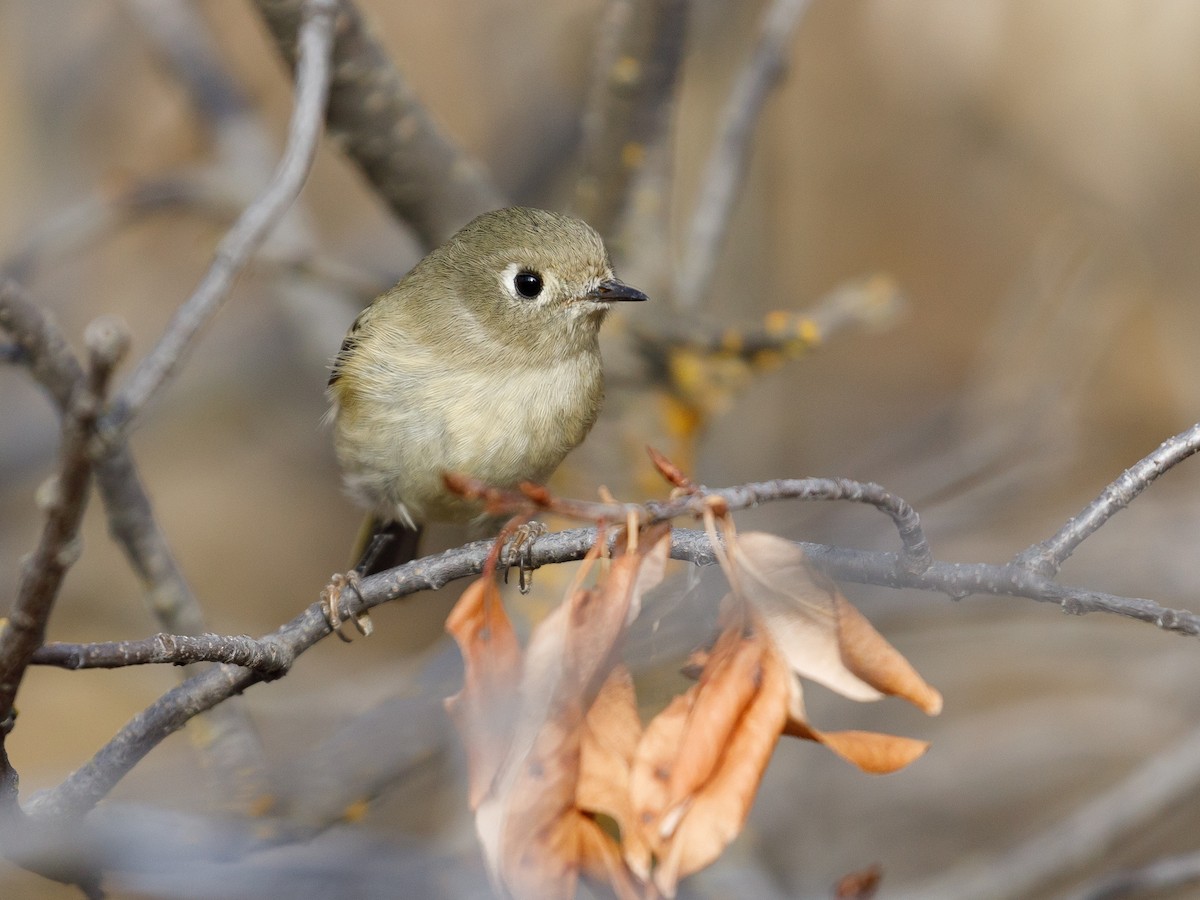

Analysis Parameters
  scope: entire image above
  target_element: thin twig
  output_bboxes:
[125,0,252,125]
[103,0,337,438]
[31,633,294,675]
[252,0,504,248]
[1014,421,1200,576]
[675,0,813,308]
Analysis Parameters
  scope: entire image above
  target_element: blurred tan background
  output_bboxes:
[4,1,1200,897]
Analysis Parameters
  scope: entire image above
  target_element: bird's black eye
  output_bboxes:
[514,270,543,299]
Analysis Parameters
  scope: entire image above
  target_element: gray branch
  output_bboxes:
[675,0,814,308]
[103,0,337,437]
[25,464,1199,823]
[574,0,690,243]
[31,633,294,676]
[1015,421,1200,576]
[252,0,504,248]
[891,721,1200,900]
[0,313,127,774]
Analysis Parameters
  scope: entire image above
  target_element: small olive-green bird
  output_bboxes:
[328,206,648,574]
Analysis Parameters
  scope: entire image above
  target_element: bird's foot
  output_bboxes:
[320,570,374,642]
[502,521,548,594]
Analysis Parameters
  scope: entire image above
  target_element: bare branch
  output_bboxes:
[2,275,270,810]
[31,633,294,675]
[792,542,1200,637]
[626,275,905,403]
[124,0,253,126]
[0,277,83,407]
[675,0,814,308]
[0,315,128,733]
[574,0,690,242]
[103,0,337,437]
[252,0,504,248]
[28,632,322,821]
[1014,421,1200,576]
[30,456,1200,825]
[275,676,453,834]
[16,397,1200,822]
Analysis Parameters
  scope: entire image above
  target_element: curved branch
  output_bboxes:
[1069,850,1200,900]
[450,474,933,574]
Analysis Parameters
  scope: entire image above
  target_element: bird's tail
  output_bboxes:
[351,515,424,576]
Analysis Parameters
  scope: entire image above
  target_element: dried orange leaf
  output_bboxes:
[444,576,523,808]
[786,718,930,774]
[731,532,942,715]
[480,717,586,900]
[664,625,763,806]
[626,691,688,881]
[631,616,790,896]
[577,667,647,900]
[577,667,641,834]
[834,593,943,715]
[576,814,646,900]
[465,528,671,900]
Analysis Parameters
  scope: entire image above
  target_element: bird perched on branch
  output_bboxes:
[327,206,648,580]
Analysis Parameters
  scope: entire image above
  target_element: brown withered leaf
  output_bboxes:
[465,526,671,900]
[576,667,648,896]
[730,531,943,715]
[444,575,523,808]
[481,714,643,900]
[680,638,930,773]
[577,667,643,857]
[785,718,930,774]
[630,612,790,897]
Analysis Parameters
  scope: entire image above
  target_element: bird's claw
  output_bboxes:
[321,570,374,641]
[502,521,548,594]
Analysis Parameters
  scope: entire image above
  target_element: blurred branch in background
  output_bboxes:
[675,0,812,310]
[104,0,337,436]
[0,283,127,803]
[253,0,504,249]
[0,0,339,873]
[893,721,1200,900]
[573,0,689,243]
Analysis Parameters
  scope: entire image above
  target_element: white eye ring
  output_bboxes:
[500,262,549,302]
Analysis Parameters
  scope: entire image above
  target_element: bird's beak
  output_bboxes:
[587,278,649,303]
